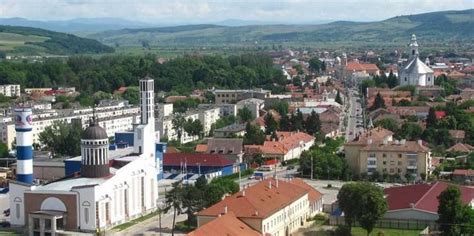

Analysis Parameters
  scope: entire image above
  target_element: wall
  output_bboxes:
[115,132,135,146]
[384,210,438,222]
[24,193,78,230]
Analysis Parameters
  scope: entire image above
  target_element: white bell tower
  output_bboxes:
[409,34,419,58]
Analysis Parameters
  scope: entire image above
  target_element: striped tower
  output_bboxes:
[14,107,33,184]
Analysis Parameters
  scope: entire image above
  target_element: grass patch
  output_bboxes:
[168,140,202,153]
[174,221,196,233]
[113,210,161,231]
[351,227,421,236]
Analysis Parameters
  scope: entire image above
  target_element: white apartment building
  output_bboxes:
[0,84,20,97]
[156,112,200,144]
[236,98,265,119]
[196,105,220,136]
[0,105,140,150]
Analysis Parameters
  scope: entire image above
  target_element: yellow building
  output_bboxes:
[344,127,431,180]
[359,140,431,179]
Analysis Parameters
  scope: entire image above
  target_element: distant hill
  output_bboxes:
[0,17,154,34]
[89,9,474,48]
[0,25,114,55]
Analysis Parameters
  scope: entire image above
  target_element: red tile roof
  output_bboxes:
[163,153,233,167]
[446,143,474,153]
[346,62,379,72]
[197,178,319,219]
[384,182,474,213]
[188,211,260,236]
[195,144,208,153]
[244,131,314,156]
[453,169,474,177]
[435,111,446,119]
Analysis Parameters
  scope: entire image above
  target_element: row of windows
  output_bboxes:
[216,93,236,98]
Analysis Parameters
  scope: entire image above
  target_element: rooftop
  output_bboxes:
[188,211,260,236]
[361,140,429,153]
[384,182,474,213]
[163,153,234,167]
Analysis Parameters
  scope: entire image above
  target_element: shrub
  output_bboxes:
[333,225,351,236]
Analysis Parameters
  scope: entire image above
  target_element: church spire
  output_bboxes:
[409,34,419,58]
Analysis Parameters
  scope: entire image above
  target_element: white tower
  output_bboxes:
[134,77,157,158]
[14,107,34,184]
[409,34,419,58]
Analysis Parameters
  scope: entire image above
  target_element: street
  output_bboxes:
[345,88,364,142]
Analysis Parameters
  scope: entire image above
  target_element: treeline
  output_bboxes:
[0,53,286,97]
[0,25,114,54]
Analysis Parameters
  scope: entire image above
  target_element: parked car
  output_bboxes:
[286,165,295,170]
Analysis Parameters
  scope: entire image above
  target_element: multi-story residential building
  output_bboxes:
[194,178,323,236]
[196,105,220,136]
[0,105,140,150]
[0,84,20,97]
[156,112,200,144]
[344,127,431,180]
[214,89,270,104]
[236,98,265,119]
[359,139,431,179]
[156,103,173,120]
[198,103,237,117]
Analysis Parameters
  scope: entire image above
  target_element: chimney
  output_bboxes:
[242,190,246,197]
[269,180,272,189]
[418,140,423,146]
[255,210,259,216]
[224,205,228,214]
[276,177,279,188]
[367,139,373,145]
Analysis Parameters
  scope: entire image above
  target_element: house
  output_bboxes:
[163,153,235,178]
[188,212,260,236]
[195,138,244,163]
[195,178,323,236]
[388,106,430,119]
[214,123,246,138]
[244,131,315,162]
[452,169,474,184]
[214,89,270,104]
[383,182,474,222]
[446,143,474,153]
[399,35,435,87]
[449,130,465,143]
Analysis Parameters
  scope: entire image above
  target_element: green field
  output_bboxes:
[351,227,421,236]
[0,32,48,51]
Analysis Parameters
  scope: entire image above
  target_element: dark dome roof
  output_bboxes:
[82,123,108,140]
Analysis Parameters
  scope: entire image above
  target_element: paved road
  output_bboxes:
[345,89,364,142]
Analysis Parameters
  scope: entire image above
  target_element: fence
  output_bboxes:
[329,216,438,231]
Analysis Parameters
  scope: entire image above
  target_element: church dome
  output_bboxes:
[82,122,108,140]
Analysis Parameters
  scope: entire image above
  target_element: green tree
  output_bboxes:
[309,57,323,72]
[268,101,289,116]
[164,181,184,236]
[304,110,321,135]
[279,114,291,131]
[337,182,387,234]
[38,121,83,157]
[238,107,253,123]
[264,113,278,135]
[184,119,204,138]
[335,90,343,105]
[172,114,186,143]
[396,122,423,140]
[243,123,265,145]
[290,110,304,131]
[0,143,9,158]
[370,92,386,110]
[437,185,471,236]
[121,86,140,105]
[374,118,398,132]
[426,107,437,128]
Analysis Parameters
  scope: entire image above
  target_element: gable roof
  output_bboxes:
[244,131,314,156]
[361,140,429,152]
[384,182,474,214]
[453,169,474,177]
[163,153,234,167]
[402,57,434,74]
[197,178,314,219]
[446,143,474,153]
[188,211,261,236]
[346,62,379,72]
[346,127,393,145]
[207,138,244,155]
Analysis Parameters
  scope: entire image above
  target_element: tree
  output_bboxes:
[238,107,253,123]
[38,121,83,157]
[279,114,291,131]
[264,113,278,135]
[426,107,437,128]
[121,86,140,105]
[374,118,398,132]
[164,181,184,236]
[0,143,8,158]
[184,119,204,138]
[338,182,387,234]
[396,122,423,140]
[370,92,386,110]
[290,110,304,131]
[437,185,471,236]
[243,123,265,145]
[268,101,289,116]
[309,57,323,73]
[304,111,321,135]
[335,90,343,105]
[387,70,398,88]
[172,114,186,143]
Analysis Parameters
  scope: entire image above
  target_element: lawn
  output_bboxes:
[113,210,161,231]
[351,227,421,236]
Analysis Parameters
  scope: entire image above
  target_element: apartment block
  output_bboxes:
[0,84,20,97]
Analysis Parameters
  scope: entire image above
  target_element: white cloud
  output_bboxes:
[0,0,471,23]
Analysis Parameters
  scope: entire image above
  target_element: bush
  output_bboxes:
[333,225,351,236]
[313,213,328,221]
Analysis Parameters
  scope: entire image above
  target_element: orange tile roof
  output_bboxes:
[289,178,323,203]
[346,62,379,72]
[447,143,474,153]
[197,178,313,219]
[195,144,208,153]
[346,127,393,145]
[188,211,260,236]
[244,131,314,155]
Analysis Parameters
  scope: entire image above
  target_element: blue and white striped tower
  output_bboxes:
[14,107,33,184]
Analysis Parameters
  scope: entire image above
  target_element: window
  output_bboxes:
[368,160,376,165]
[382,153,386,158]
[383,161,386,165]
[15,204,20,219]
[398,161,402,166]
[398,154,402,158]
[404,77,407,81]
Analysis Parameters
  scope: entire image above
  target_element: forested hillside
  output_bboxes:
[90,9,473,48]
[0,53,285,95]
[0,25,114,55]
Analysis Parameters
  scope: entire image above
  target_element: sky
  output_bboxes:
[0,0,472,24]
